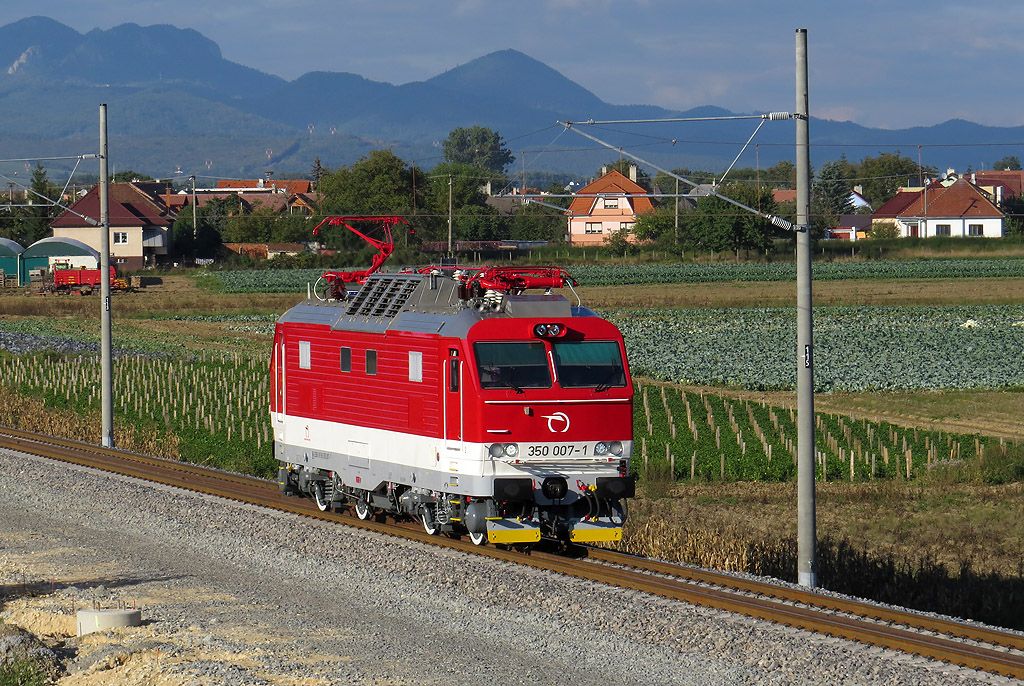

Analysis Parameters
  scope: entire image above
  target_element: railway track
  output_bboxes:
[1,427,1022,680]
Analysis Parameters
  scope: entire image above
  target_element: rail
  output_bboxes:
[0,427,1021,679]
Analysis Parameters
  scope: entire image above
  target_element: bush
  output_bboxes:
[982,443,1024,484]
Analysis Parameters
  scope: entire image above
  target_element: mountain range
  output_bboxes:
[0,16,1020,180]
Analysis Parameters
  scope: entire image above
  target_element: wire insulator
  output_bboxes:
[763,112,793,121]
[768,215,796,231]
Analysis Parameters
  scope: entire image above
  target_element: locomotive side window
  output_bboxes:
[340,347,351,372]
[299,341,311,370]
[408,351,423,382]
[474,342,552,390]
[366,349,377,375]
[552,341,626,388]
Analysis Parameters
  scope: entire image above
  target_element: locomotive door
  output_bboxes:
[275,336,286,425]
[444,348,464,452]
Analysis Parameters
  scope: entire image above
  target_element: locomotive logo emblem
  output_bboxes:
[542,411,570,433]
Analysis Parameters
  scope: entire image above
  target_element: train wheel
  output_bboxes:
[311,482,331,512]
[354,497,372,521]
[468,531,486,546]
[421,508,439,536]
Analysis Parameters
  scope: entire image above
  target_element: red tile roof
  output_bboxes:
[51,182,175,228]
[772,189,797,204]
[897,179,1002,219]
[873,191,921,218]
[972,170,1024,199]
[215,179,312,195]
[568,170,653,216]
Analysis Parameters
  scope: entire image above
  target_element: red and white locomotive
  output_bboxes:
[270,217,634,546]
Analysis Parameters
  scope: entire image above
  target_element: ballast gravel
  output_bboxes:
[0,448,1015,686]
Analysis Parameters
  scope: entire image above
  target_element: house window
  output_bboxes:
[113,232,128,244]
[968,224,984,237]
[585,222,603,234]
[408,351,423,382]
[340,347,351,372]
[619,222,635,233]
[114,258,128,264]
[935,224,951,237]
[299,341,311,370]
[366,349,377,376]
[603,197,619,209]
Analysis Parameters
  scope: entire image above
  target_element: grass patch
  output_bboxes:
[0,658,48,686]
[621,480,1024,628]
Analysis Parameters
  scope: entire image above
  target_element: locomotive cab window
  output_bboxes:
[474,342,552,390]
[366,349,377,375]
[552,341,626,388]
[340,347,351,372]
[299,341,311,370]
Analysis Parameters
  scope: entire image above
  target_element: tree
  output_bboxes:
[509,203,563,241]
[170,196,229,258]
[112,170,154,182]
[857,153,933,206]
[443,126,514,173]
[13,164,56,245]
[317,150,419,217]
[992,155,1021,171]
[813,158,855,230]
[683,183,779,253]
[632,208,677,243]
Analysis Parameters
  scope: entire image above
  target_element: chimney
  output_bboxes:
[601,165,608,176]
[629,164,637,183]
[853,184,863,195]
[258,178,265,189]
[971,173,977,185]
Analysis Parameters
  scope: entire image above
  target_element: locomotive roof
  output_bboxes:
[278,272,592,337]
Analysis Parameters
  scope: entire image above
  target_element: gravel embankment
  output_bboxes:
[0,449,1015,686]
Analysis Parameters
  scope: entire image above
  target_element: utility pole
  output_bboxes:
[99,104,114,448]
[190,175,198,240]
[447,174,453,256]
[674,177,679,241]
[795,28,816,589]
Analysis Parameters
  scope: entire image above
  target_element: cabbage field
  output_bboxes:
[609,305,1024,391]
[202,258,1024,293]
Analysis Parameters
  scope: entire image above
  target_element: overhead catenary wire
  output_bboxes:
[559,120,797,232]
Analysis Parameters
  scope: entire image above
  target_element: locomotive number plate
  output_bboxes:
[525,443,590,458]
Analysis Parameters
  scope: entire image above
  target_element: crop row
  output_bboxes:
[635,381,991,482]
[202,258,1024,293]
[610,305,1024,391]
[0,349,1008,484]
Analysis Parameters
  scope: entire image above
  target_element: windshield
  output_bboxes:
[552,341,626,389]
[474,342,552,391]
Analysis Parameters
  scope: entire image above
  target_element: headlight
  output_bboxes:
[503,443,519,457]
[488,444,505,458]
[534,323,548,336]
[546,323,562,336]
[594,441,609,456]
[609,441,623,456]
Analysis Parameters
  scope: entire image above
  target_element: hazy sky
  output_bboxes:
[6,1,1021,129]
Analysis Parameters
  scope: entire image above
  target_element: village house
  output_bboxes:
[566,167,654,246]
[50,182,175,270]
[872,178,1003,238]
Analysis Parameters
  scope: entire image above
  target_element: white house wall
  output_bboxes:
[896,217,1003,238]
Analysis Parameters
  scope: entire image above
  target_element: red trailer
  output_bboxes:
[49,267,127,294]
